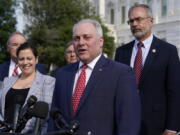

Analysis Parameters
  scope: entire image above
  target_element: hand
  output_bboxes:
[162,130,177,135]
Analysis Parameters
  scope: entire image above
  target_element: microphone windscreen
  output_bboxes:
[30,101,49,119]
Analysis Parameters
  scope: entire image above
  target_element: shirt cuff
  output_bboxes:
[165,129,177,133]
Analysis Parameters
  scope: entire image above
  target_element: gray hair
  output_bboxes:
[7,32,26,46]
[128,4,153,18]
[73,19,103,37]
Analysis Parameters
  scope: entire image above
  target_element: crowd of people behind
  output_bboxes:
[0,3,180,135]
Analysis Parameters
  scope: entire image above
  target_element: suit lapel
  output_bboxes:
[124,42,134,65]
[140,36,158,84]
[1,62,10,80]
[1,76,18,116]
[68,63,79,116]
[75,56,108,115]
[25,71,43,103]
[5,62,10,78]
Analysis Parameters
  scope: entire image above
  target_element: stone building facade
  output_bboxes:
[89,0,180,56]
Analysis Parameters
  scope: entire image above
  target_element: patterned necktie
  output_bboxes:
[12,64,19,76]
[72,64,87,113]
[134,41,143,84]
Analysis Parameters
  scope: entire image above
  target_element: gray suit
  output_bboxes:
[0,71,55,134]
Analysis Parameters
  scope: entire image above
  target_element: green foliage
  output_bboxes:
[0,0,17,63]
[22,0,115,68]
[102,24,115,58]
[37,45,66,67]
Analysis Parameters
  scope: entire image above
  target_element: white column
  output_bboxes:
[99,0,105,21]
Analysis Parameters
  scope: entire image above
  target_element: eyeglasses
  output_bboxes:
[66,50,75,54]
[127,17,150,25]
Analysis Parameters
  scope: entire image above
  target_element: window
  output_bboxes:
[147,0,151,3]
[110,9,114,24]
[121,6,125,24]
[161,0,167,16]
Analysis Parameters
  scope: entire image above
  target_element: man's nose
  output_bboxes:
[71,52,76,57]
[79,37,85,45]
[23,59,28,64]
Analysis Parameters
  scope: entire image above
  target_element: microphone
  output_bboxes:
[12,95,24,132]
[15,109,33,133]
[19,95,37,118]
[48,108,82,135]
[15,95,37,133]
[31,101,49,135]
[69,120,79,134]
[50,108,69,130]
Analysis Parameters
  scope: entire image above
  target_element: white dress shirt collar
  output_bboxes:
[134,34,153,49]
[130,34,154,68]
[78,53,102,70]
[73,54,102,94]
[9,59,22,77]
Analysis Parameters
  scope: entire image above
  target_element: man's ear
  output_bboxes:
[99,38,104,48]
[150,17,154,24]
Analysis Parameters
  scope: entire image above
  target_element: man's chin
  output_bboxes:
[79,57,90,64]
[133,33,144,39]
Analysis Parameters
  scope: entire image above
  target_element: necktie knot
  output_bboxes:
[137,41,143,48]
[81,64,87,70]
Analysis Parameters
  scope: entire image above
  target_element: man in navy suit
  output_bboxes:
[49,19,141,135]
[115,4,180,135]
[0,32,47,81]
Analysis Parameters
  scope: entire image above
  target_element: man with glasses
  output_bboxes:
[115,4,180,135]
[0,32,47,81]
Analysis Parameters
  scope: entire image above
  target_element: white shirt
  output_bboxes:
[9,59,21,77]
[130,34,153,68]
[72,54,102,94]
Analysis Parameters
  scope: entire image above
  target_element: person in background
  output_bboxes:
[49,19,141,135]
[47,41,79,77]
[0,32,47,81]
[0,42,55,134]
[65,41,79,64]
[115,4,180,135]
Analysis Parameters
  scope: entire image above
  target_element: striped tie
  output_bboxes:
[12,64,19,76]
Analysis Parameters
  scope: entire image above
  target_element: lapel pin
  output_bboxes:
[87,131,92,135]
[99,68,102,71]
[152,49,156,53]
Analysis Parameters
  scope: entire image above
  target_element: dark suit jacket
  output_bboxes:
[115,36,180,135]
[49,55,141,135]
[0,61,47,81]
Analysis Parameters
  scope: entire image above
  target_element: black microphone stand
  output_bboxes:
[45,121,89,135]
[34,118,41,135]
